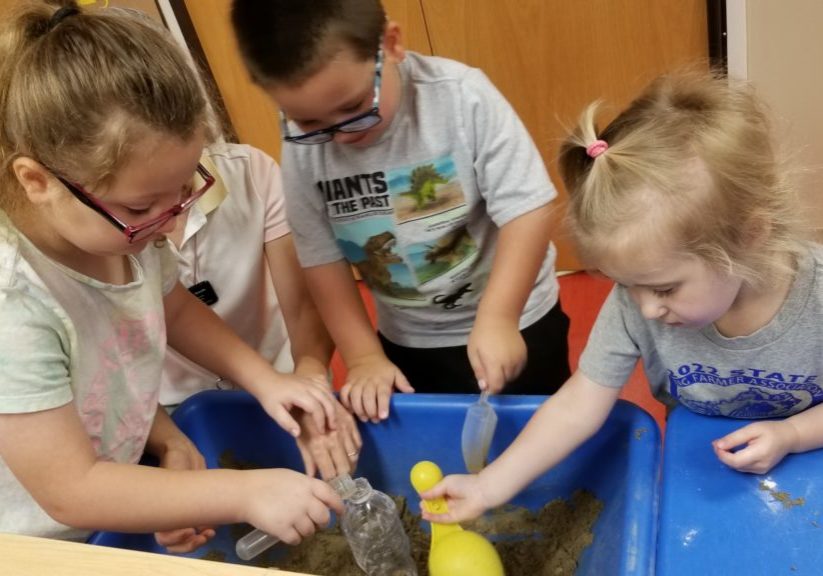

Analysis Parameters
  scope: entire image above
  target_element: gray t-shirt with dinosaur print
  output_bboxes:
[579,245,823,419]
[282,51,559,347]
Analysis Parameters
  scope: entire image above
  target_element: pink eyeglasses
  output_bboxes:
[53,163,215,243]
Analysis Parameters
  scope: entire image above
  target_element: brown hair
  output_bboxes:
[231,0,386,87]
[0,1,212,212]
[558,70,806,288]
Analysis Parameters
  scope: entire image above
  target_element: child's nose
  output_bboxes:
[638,294,667,320]
[333,130,366,145]
[156,215,179,236]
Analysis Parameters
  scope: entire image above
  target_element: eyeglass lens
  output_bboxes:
[126,167,212,242]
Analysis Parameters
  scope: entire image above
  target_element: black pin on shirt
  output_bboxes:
[188,280,219,306]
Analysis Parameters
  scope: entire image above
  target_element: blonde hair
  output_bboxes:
[0,1,213,213]
[558,70,806,288]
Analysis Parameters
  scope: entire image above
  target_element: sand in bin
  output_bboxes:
[217,452,603,575]
[239,492,601,575]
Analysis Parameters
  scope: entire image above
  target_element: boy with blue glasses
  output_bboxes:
[231,0,571,423]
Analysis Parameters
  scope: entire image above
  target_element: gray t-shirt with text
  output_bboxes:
[282,51,558,347]
[580,245,823,418]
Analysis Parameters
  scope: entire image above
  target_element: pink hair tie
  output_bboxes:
[586,139,609,159]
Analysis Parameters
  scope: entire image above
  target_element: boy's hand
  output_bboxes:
[713,420,799,474]
[467,317,527,394]
[418,473,496,524]
[340,354,414,423]
[154,439,216,553]
[256,374,338,438]
[245,469,343,545]
[294,398,362,480]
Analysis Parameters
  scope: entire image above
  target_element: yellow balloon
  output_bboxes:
[410,460,443,493]
[429,530,505,576]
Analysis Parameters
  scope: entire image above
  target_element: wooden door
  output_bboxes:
[419,0,708,269]
[182,0,282,160]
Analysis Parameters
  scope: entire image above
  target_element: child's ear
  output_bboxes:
[11,157,53,205]
[742,211,772,248]
[383,20,406,63]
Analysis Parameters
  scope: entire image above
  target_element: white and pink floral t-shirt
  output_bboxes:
[0,212,178,540]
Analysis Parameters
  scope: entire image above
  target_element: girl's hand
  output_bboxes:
[468,317,527,394]
[418,473,496,524]
[244,469,344,545]
[154,438,216,553]
[713,420,799,474]
[295,398,362,480]
[340,354,414,423]
[256,373,338,438]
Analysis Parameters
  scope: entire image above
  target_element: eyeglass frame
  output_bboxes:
[53,163,215,244]
[279,47,384,145]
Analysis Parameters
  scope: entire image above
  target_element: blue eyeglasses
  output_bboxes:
[280,48,384,145]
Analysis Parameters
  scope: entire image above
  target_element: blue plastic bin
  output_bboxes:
[658,407,823,575]
[90,390,660,575]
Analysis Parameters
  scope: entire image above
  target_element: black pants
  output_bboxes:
[379,301,571,395]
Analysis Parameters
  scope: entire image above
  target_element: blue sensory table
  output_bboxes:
[91,391,661,575]
[658,407,823,575]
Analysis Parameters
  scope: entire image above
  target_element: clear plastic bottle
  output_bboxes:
[341,477,418,576]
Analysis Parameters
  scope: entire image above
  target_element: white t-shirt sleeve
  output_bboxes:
[0,289,72,413]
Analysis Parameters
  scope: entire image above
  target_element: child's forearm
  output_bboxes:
[288,307,335,379]
[164,283,289,397]
[281,294,334,379]
[0,405,247,533]
[478,371,620,506]
[62,461,252,532]
[303,260,385,364]
[265,235,335,377]
[144,406,193,458]
[477,204,553,324]
[785,402,823,453]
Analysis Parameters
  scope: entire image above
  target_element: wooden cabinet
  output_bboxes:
[182,1,708,268]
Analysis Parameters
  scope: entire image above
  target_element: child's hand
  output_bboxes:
[712,420,799,474]
[294,398,362,480]
[154,439,216,553]
[418,473,495,524]
[244,469,344,545]
[256,373,339,438]
[155,525,215,554]
[340,354,414,423]
[468,317,527,393]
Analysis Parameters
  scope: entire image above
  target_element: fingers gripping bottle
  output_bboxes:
[236,474,359,561]
[341,477,418,576]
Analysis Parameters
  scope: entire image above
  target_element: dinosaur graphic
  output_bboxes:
[399,164,448,211]
[353,231,403,292]
[424,227,475,267]
[433,283,473,309]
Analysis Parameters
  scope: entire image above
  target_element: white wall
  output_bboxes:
[728,0,823,232]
